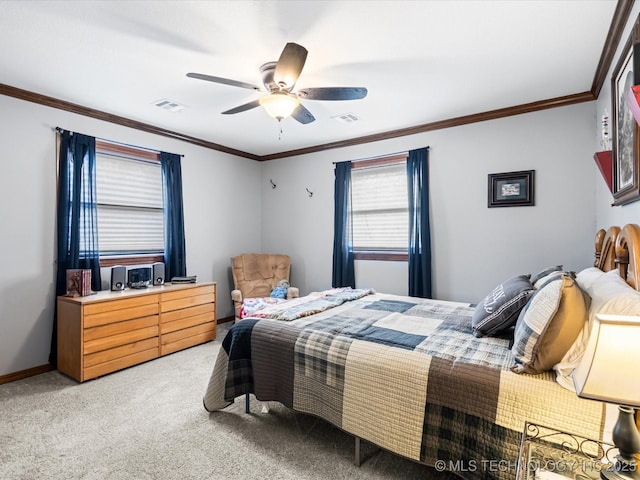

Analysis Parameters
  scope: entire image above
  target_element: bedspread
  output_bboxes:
[246,287,374,321]
[203,293,606,480]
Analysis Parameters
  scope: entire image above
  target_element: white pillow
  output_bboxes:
[588,269,640,321]
[555,268,640,391]
[553,323,591,391]
[575,266,605,292]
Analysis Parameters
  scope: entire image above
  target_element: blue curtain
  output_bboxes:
[332,161,355,288]
[161,152,186,280]
[50,130,102,365]
[407,147,432,298]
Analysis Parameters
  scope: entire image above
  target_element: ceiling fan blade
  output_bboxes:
[187,72,260,91]
[291,104,315,124]
[221,99,261,115]
[274,43,308,89]
[297,87,368,101]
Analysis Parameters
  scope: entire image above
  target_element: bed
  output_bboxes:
[204,224,640,480]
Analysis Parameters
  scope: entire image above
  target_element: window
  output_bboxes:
[95,141,165,266]
[351,154,408,261]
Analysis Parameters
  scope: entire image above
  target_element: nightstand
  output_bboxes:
[517,422,619,480]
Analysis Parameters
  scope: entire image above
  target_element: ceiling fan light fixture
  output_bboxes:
[188,42,366,125]
[259,92,299,120]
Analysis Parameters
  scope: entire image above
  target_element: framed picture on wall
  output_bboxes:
[487,170,535,208]
[611,15,640,206]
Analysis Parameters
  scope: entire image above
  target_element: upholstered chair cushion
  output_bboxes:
[231,254,297,318]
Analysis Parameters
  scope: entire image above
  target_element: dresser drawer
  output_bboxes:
[160,302,214,324]
[83,337,159,369]
[160,323,216,356]
[161,293,214,313]
[161,284,215,302]
[160,285,215,313]
[83,347,158,381]
[161,321,215,344]
[83,325,159,355]
[84,303,159,328]
[84,315,158,342]
[83,294,159,316]
[160,311,214,334]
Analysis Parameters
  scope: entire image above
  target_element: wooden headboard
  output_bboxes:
[594,226,619,272]
[595,224,640,290]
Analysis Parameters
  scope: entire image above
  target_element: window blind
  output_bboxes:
[351,162,408,250]
[95,153,164,255]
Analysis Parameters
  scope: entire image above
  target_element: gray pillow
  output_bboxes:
[472,274,535,337]
[530,265,563,285]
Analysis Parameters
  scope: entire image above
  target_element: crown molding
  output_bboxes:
[0,83,260,160]
[591,0,635,98]
[259,92,596,161]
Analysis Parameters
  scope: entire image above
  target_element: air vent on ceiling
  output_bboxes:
[332,113,359,123]
[153,99,186,113]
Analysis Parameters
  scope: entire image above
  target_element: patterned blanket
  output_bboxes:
[203,293,606,480]
[246,287,374,321]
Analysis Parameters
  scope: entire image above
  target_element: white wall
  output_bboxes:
[261,102,597,304]
[0,95,262,376]
[595,4,640,228]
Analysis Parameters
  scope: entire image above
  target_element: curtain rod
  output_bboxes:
[54,127,184,157]
[332,146,429,165]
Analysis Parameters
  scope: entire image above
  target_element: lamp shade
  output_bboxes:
[259,92,299,120]
[572,314,640,407]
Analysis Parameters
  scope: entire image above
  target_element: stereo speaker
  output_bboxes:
[152,262,165,286]
[110,266,126,291]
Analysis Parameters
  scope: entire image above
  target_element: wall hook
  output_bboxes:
[270,179,277,189]
[306,188,313,197]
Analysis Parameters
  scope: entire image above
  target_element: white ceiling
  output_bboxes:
[0,0,618,158]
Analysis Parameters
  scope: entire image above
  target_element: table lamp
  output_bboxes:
[573,314,640,480]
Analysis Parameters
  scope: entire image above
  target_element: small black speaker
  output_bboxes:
[152,262,165,286]
[110,266,126,291]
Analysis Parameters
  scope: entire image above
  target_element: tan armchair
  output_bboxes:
[231,253,299,318]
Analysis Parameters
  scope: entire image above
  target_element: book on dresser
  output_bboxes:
[56,282,216,382]
[65,268,93,297]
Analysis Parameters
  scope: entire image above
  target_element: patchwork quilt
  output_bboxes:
[203,293,606,480]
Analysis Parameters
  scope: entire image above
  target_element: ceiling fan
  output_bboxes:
[187,42,368,124]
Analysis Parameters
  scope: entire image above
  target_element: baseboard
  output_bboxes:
[0,363,54,385]
[1,318,234,385]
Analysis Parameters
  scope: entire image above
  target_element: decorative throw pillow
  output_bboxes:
[511,273,590,374]
[531,265,563,286]
[270,279,290,299]
[471,274,535,337]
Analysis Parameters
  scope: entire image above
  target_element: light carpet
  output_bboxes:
[0,324,458,480]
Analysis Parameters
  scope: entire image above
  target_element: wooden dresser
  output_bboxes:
[57,282,216,382]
